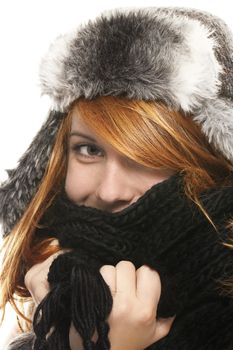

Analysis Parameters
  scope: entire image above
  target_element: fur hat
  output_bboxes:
[1,7,233,236]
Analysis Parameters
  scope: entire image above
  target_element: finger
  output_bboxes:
[136,265,161,309]
[49,239,59,246]
[29,252,63,279]
[48,240,71,254]
[153,316,175,342]
[39,249,69,270]
[99,265,116,295]
[115,261,136,296]
[33,277,50,305]
[24,266,50,305]
[24,251,66,296]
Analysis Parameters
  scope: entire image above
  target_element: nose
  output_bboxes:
[94,160,138,212]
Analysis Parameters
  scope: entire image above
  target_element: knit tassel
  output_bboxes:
[32,251,113,350]
[33,282,71,349]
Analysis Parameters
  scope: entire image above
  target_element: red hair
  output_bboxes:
[1,95,233,326]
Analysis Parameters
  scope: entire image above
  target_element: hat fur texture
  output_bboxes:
[1,7,233,236]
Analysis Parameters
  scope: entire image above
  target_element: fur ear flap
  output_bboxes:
[0,110,65,236]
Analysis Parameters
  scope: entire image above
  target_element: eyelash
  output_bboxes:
[71,143,104,159]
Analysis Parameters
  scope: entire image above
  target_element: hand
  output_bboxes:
[24,240,66,305]
[24,243,90,350]
[25,252,174,350]
[100,261,174,350]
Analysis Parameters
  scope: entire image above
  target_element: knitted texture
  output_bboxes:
[8,174,233,350]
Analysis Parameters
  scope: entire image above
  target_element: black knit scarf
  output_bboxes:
[9,173,233,350]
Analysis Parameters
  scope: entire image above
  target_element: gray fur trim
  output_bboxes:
[0,110,65,236]
[194,98,233,162]
[1,7,233,236]
[39,7,223,113]
[6,332,35,350]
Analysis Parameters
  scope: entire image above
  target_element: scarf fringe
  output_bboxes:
[32,251,112,350]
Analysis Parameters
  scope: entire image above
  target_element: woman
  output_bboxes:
[1,6,233,350]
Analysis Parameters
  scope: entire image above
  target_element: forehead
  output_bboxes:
[70,110,92,133]
[69,108,122,154]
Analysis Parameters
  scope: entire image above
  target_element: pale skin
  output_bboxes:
[23,110,175,350]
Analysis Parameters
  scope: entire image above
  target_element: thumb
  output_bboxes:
[153,316,175,342]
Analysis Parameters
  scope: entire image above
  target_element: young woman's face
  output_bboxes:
[65,112,174,213]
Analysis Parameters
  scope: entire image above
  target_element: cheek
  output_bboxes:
[65,158,96,203]
[140,169,174,191]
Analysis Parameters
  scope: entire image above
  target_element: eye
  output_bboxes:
[71,143,104,159]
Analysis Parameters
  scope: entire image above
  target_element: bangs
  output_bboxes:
[71,96,189,170]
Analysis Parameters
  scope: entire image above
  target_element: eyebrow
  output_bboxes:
[69,131,97,143]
